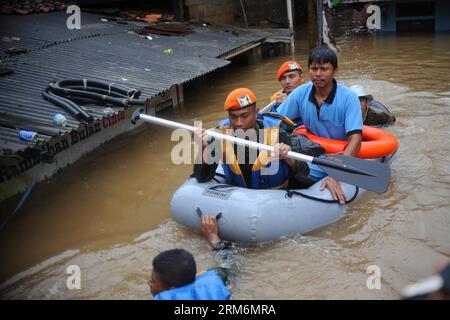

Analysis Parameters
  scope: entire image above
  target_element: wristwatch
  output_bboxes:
[212,241,231,251]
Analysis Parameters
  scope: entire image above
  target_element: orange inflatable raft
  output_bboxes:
[294,125,399,159]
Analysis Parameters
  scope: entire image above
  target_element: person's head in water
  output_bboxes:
[277,61,304,94]
[308,46,338,89]
[224,88,259,131]
[148,248,196,297]
[350,85,373,118]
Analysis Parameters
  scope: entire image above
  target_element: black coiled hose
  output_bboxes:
[42,79,147,123]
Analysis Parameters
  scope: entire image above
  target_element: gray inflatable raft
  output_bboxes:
[170,157,394,243]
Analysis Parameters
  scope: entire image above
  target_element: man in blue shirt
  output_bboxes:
[148,214,233,300]
[277,46,363,204]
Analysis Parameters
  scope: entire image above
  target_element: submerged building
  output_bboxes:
[325,0,450,33]
[0,7,290,207]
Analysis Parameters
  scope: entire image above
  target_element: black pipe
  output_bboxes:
[42,89,94,123]
[62,86,125,98]
[54,79,141,98]
[48,83,146,106]
[43,79,146,123]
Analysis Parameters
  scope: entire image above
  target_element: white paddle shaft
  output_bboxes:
[139,114,314,163]
[259,100,277,114]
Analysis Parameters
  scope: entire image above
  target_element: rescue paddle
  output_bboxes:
[131,110,391,193]
[259,100,277,114]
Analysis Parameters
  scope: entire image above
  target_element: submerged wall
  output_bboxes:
[435,0,450,31]
[185,0,235,24]
[327,0,449,34]
[233,0,289,27]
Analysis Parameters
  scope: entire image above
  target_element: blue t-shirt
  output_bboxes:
[277,79,363,180]
[154,270,230,300]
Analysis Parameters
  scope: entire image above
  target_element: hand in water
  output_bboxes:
[201,214,221,247]
[395,119,414,127]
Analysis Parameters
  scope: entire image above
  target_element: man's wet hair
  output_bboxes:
[153,248,196,288]
[308,46,338,70]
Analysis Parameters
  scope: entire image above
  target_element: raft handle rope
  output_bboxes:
[284,155,392,204]
[213,170,359,204]
[285,186,359,204]
[212,171,359,204]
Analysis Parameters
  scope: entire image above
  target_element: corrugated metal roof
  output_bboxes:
[0,11,281,157]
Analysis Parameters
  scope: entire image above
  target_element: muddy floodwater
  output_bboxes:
[0,32,449,299]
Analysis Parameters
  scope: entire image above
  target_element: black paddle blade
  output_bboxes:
[313,154,391,193]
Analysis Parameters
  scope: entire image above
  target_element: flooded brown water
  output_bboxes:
[1,32,449,299]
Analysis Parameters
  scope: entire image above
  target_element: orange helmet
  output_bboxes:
[224,88,256,111]
[277,60,303,81]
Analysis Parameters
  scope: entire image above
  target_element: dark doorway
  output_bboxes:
[396,1,435,33]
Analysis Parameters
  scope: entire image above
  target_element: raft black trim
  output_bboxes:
[214,172,226,180]
[189,171,225,184]
[207,183,237,191]
[215,173,226,178]
[285,186,359,204]
[212,172,226,183]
